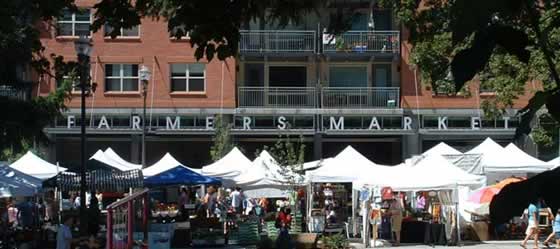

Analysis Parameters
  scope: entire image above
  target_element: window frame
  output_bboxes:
[56,9,92,37]
[104,24,141,38]
[169,63,207,93]
[104,64,140,93]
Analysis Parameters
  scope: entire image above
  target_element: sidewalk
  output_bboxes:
[351,240,555,249]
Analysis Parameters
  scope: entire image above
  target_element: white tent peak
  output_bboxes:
[201,147,252,178]
[104,147,142,170]
[424,142,462,156]
[9,151,67,180]
[467,137,504,154]
[90,149,138,172]
[142,153,193,177]
[335,146,372,163]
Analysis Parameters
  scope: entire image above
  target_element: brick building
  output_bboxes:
[39,1,538,167]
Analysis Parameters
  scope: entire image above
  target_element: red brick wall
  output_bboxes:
[37,0,236,109]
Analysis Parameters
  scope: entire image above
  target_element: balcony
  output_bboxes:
[321,87,400,109]
[323,31,400,54]
[0,85,30,101]
[239,30,316,54]
[238,86,400,109]
[238,87,317,108]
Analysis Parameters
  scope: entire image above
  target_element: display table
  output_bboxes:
[401,221,427,243]
[424,223,447,246]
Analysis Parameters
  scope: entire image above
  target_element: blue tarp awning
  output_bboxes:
[144,166,221,187]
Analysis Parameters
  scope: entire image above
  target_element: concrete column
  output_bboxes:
[130,134,141,164]
[402,134,420,159]
[313,132,323,160]
[47,134,57,163]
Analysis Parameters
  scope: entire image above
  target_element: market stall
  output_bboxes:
[144,165,221,248]
[234,150,290,198]
[9,151,67,179]
[201,147,252,186]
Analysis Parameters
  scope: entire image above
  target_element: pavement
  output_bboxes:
[193,240,558,249]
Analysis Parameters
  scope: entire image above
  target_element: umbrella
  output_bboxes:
[468,187,500,203]
[490,167,560,224]
[493,177,524,189]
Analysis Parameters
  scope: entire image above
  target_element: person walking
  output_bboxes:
[521,198,542,249]
[230,187,243,214]
[543,208,560,248]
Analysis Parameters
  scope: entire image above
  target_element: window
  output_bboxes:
[104,24,140,37]
[329,66,368,87]
[105,64,139,92]
[170,64,206,92]
[57,9,91,37]
[373,64,392,87]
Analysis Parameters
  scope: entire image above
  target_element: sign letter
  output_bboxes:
[471,117,481,130]
[277,116,287,130]
[243,117,252,130]
[98,115,110,129]
[438,116,448,130]
[206,116,214,130]
[403,116,412,130]
[132,116,141,130]
[67,115,75,129]
[503,117,510,129]
[166,116,181,130]
[368,117,381,130]
[329,117,344,130]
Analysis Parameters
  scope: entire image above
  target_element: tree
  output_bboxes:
[0,0,78,156]
[380,0,560,143]
[209,115,235,162]
[264,134,306,191]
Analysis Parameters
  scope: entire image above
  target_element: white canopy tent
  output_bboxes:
[201,147,252,178]
[423,142,462,156]
[302,158,333,171]
[490,143,552,173]
[234,150,290,198]
[142,153,194,178]
[10,151,67,179]
[104,148,142,170]
[90,150,138,172]
[306,146,386,183]
[547,157,560,169]
[466,137,504,155]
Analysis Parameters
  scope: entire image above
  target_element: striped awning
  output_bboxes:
[43,169,143,192]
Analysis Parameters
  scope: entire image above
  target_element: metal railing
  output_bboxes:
[321,87,400,108]
[0,85,29,101]
[238,86,317,108]
[323,31,400,53]
[239,30,316,53]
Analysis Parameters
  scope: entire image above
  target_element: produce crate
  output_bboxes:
[228,220,260,245]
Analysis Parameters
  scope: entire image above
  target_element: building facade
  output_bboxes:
[39,1,537,167]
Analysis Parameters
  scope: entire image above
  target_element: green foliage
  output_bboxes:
[321,233,349,249]
[0,139,46,163]
[209,115,234,162]
[381,0,560,138]
[263,134,306,190]
[531,127,554,148]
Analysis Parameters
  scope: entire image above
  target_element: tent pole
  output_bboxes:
[456,184,461,246]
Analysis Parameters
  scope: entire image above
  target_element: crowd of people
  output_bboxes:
[521,198,560,249]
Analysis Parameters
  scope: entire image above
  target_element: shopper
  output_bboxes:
[179,187,190,218]
[17,197,36,228]
[56,215,74,249]
[276,207,294,249]
[389,194,404,246]
[543,208,560,248]
[521,198,542,249]
[87,192,101,237]
[230,187,243,214]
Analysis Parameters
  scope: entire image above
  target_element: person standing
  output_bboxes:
[543,208,560,248]
[17,198,36,228]
[389,194,404,246]
[276,207,294,249]
[56,215,74,249]
[521,198,542,249]
[230,187,243,214]
[179,187,190,219]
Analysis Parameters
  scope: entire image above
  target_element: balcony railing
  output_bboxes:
[321,87,400,108]
[239,30,316,54]
[0,85,29,101]
[238,87,317,108]
[323,31,400,54]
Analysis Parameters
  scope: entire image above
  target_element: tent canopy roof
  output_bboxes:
[90,150,136,172]
[483,143,552,173]
[201,147,252,178]
[10,151,67,180]
[234,150,286,188]
[424,142,462,156]
[142,153,195,177]
[0,164,42,197]
[104,148,142,170]
[144,166,220,187]
[307,146,386,183]
[466,137,504,155]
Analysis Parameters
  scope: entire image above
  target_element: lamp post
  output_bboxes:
[139,66,151,168]
[74,36,92,236]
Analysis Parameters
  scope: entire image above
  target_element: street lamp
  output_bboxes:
[139,65,151,168]
[74,36,92,236]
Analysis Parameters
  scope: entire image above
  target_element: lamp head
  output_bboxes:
[74,36,92,57]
